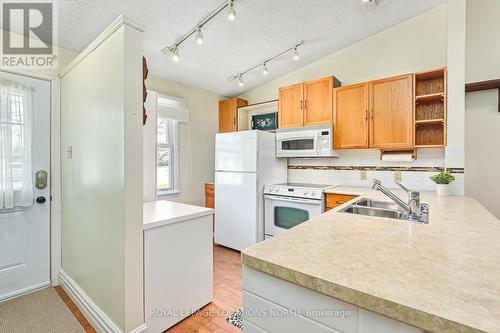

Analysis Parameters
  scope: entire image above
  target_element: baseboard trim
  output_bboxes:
[60,270,148,333]
[0,281,51,303]
[129,324,148,333]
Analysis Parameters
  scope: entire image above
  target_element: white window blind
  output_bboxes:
[157,94,189,123]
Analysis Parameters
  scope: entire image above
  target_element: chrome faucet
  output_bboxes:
[371,179,428,223]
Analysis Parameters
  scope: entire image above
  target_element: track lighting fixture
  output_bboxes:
[262,62,269,75]
[228,0,236,21]
[161,0,239,63]
[196,27,204,45]
[171,47,180,62]
[361,0,379,10]
[229,41,304,87]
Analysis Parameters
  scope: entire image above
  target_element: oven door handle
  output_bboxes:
[265,195,322,205]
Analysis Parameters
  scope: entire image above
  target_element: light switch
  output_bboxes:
[67,145,73,159]
[360,170,367,180]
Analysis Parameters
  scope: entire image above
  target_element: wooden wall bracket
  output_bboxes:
[465,79,500,112]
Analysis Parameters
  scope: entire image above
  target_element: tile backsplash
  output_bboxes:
[287,148,465,195]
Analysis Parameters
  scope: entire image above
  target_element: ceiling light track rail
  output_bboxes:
[230,41,304,86]
[161,0,236,59]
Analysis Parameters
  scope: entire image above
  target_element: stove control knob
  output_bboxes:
[304,191,309,196]
[310,191,317,197]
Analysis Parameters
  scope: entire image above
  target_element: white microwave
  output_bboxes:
[276,124,338,158]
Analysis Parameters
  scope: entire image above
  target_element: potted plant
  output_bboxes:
[430,171,455,196]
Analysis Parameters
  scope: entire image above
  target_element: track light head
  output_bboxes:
[262,62,269,75]
[171,47,180,62]
[228,1,236,21]
[238,75,244,87]
[293,47,300,61]
[361,0,379,10]
[196,27,204,45]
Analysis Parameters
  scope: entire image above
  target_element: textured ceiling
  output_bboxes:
[58,0,446,97]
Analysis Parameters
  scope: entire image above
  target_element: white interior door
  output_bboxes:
[0,71,51,301]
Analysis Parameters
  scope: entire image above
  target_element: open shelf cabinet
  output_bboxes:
[414,68,447,147]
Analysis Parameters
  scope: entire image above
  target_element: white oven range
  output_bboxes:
[264,183,336,238]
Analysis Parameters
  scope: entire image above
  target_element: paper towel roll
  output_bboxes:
[381,153,413,162]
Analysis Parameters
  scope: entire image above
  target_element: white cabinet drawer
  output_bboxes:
[243,267,357,333]
[243,320,270,333]
[243,291,340,333]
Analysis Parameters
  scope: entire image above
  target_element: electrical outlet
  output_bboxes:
[394,171,402,182]
[360,170,367,180]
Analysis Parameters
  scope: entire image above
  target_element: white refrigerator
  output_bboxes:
[215,130,287,251]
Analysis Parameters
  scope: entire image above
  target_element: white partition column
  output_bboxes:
[59,16,145,333]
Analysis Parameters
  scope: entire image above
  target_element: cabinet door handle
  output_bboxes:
[300,100,303,110]
[336,200,346,204]
[365,109,368,120]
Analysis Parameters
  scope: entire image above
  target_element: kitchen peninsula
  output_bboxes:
[242,186,500,333]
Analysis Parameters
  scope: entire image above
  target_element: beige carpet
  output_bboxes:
[0,287,85,333]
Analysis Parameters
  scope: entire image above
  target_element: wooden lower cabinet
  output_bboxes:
[369,74,414,149]
[334,83,369,149]
[325,193,358,211]
[205,183,214,208]
[205,183,215,233]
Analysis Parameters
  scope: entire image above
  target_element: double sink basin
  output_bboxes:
[339,198,429,223]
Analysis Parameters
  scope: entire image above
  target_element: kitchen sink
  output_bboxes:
[354,198,399,210]
[341,205,406,219]
[339,198,429,223]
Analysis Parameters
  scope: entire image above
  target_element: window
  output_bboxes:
[156,117,179,196]
[4,91,25,190]
[0,81,34,210]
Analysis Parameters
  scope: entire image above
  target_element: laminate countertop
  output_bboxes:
[143,200,213,230]
[242,186,500,333]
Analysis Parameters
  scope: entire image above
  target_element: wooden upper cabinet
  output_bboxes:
[279,83,304,128]
[334,83,369,149]
[279,77,340,129]
[219,98,247,133]
[303,77,333,126]
[369,74,414,149]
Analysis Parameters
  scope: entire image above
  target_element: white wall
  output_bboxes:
[60,19,144,331]
[445,0,466,169]
[239,5,447,104]
[239,5,460,192]
[144,74,220,206]
[465,0,500,218]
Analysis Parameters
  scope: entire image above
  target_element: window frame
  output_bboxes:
[155,117,180,198]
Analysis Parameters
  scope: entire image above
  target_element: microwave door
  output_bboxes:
[278,137,318,157]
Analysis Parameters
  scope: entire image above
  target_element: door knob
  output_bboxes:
[36,196,46,204]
